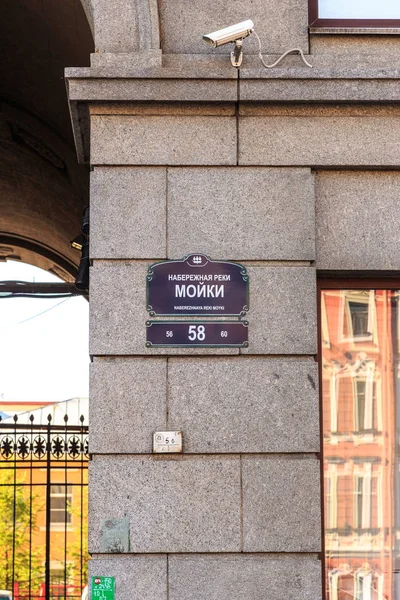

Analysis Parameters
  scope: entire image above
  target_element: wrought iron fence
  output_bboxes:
[0,414,89,600]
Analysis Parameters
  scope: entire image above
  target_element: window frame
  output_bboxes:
[318,277,400,600]
[309,0,400,32]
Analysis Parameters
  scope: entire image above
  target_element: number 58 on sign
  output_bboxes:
[146,321,248,348]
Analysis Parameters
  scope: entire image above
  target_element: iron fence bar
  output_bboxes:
[0,422,89,432]
[64,415,68,600]
[0,481,87,486]
[12,415,17,596]
[29,415,34,600]
[80,416,85,596]
[45,416,51,600]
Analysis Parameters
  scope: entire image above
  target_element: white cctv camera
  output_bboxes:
[203,20,254,48]
[203,20,254,67]
[203,19,313,69]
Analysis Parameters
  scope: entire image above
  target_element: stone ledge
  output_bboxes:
[65,63,400,162]
[240,78,400,102]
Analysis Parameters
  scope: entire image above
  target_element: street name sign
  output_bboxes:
[146,253,249,317]
[146,320,249,348]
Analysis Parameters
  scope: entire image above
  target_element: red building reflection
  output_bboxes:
[321,288,400,600]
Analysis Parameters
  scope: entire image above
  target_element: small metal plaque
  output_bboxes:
[101,517,130,553]
[147,253,249,317]
[146,320,249,348]
[91,577,115,600]
[153,431,183,453]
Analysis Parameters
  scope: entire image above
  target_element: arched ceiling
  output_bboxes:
[0,0,94,279]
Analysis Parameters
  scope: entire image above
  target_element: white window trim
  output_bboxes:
[325,468,338,529]
[330,373,338,433]
[355,569,372,600]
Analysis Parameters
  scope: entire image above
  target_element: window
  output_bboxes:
[349,302,369,338]
[354,475,364,529]
[354,473,379,530]
[341,291,375,342]
[321,284,399,600]
[50,485,72,524]
[336,474,353,531]
[354,378,379,432]
[309,0,400,30]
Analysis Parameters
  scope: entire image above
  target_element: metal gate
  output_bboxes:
[0,414,88,600]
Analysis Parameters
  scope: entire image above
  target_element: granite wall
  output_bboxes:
[66,0,400,597]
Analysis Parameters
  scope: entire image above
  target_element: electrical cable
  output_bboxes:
[1,280,38,285]
[252,30,313,68]
[16,298,71,325]
[0,293,78,299]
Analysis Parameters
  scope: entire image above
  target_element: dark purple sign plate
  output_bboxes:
[147,254,249,317]
[146,321,249,348]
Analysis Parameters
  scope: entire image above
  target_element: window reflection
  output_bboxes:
[322,289,400,600]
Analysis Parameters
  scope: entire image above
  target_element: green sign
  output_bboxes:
[91,577,115,600]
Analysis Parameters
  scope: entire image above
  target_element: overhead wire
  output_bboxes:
[0,294,77,299]
[0,297,72,329]
[16,298,71,325]
[0,292,82,300]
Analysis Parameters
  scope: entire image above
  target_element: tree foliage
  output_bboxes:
[0,469,44,592]
[67,487,88,588]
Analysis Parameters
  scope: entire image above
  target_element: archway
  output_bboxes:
[0,4,93,600]
[0,0,94,279]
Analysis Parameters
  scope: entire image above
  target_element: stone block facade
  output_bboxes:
[65,1,400,598]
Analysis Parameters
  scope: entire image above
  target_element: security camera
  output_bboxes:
[203,19,312,69]
[203,20,254,67]
[203,20,254,48]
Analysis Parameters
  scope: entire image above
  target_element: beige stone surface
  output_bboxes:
[89,102,235,115]
[241,266,317,355]
[89,358,167,453]
[240,105,400,116]
[158,0,308,55]
[69,78,237,102]
[88,555,167,600]
[90,51,162,69]
[239,114,400,166]
[239,78,400,103]
[89,455,241,553]
[168,358,319,453]
[90,167,166,259]
[91,115,236,165]
[167,167,315,260]
[91,0,139,53]
[310,34,400,58]
[169,555,322,600]
[316,171,400,270]
[242,456,321,552]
